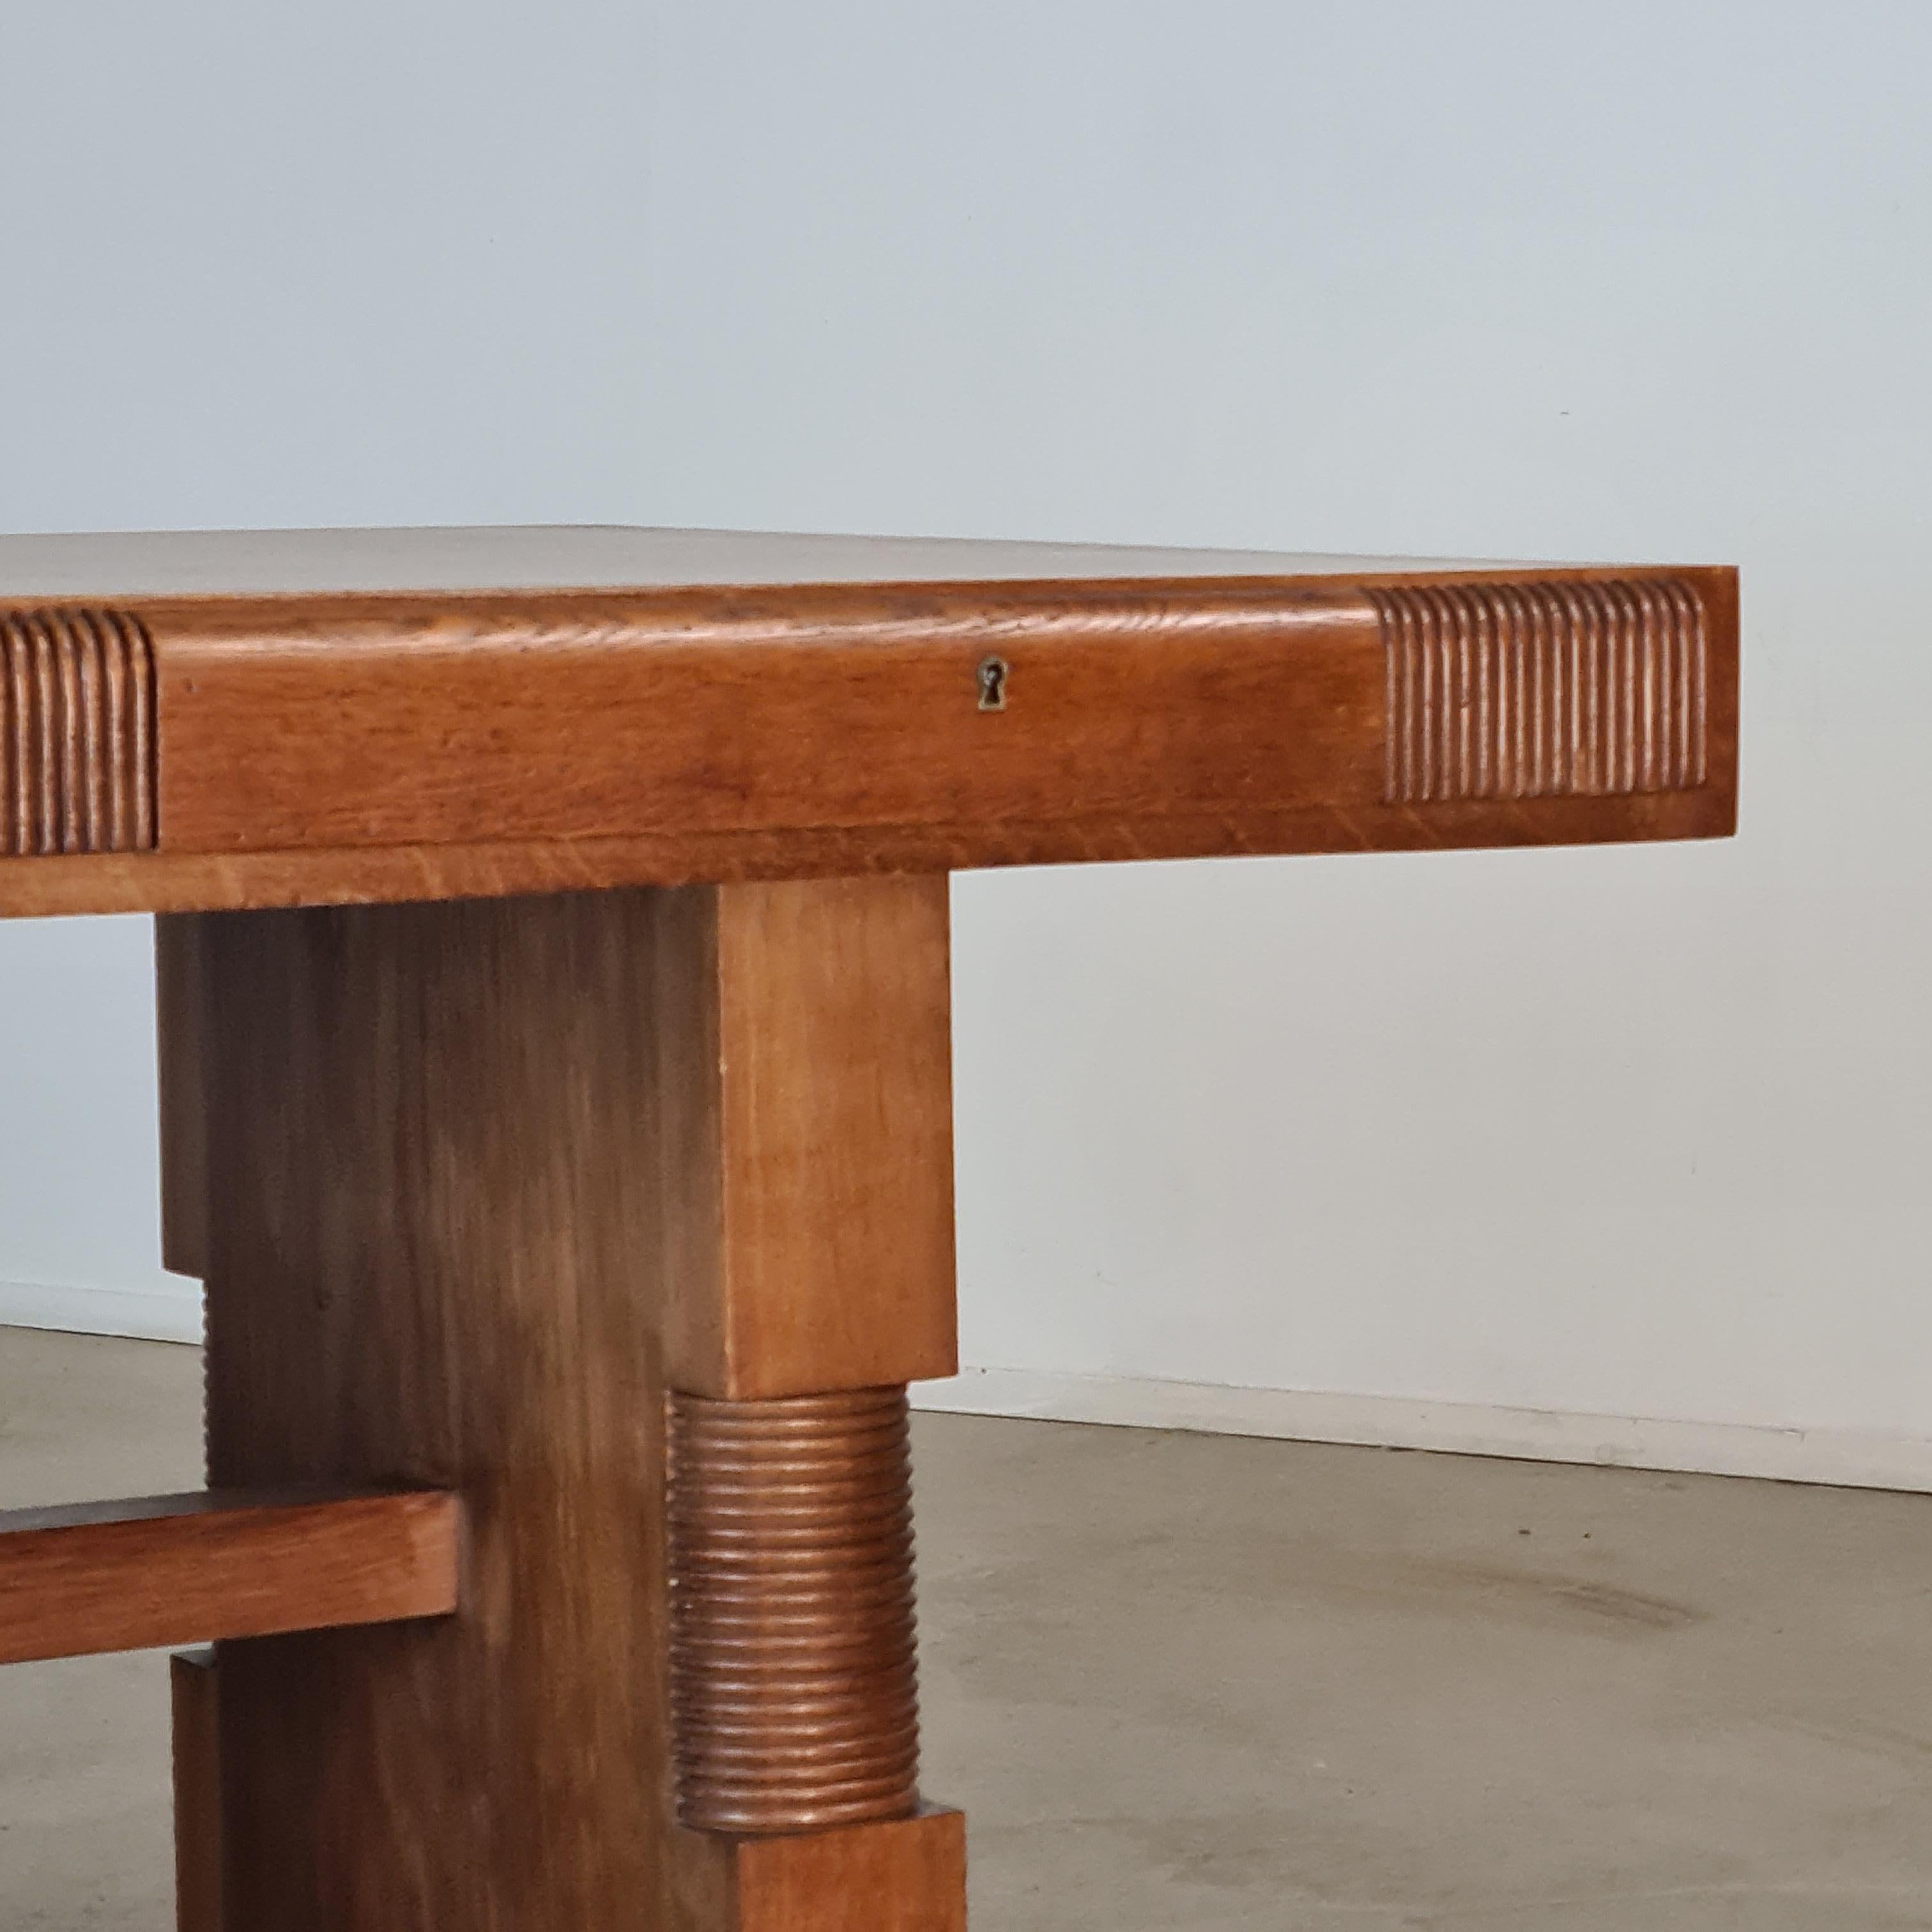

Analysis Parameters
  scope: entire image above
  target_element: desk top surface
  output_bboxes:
[0,524,1525,601]
[0,526,1737,920]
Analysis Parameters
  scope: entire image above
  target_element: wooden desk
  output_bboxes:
[0,527,1738,1930]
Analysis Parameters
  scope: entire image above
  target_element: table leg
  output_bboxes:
[170,1649,221,1932]
[163,879,965,1931]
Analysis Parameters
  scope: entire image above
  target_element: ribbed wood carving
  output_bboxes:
[666,1386,921,1835]
[1373,579,1706,804]
[0,607,157,854]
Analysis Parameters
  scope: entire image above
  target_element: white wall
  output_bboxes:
[0,916,190,1336]
[4,3,1930,1471]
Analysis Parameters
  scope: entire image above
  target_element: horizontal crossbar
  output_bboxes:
[0,1487,461,1664]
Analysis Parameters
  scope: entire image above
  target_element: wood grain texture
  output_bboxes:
[155,912,210,1279]
[0,560,1735,916]
[198,890,682,1931]
[654,877,956,1400]
[0,1489,457,1664]
[672,1810,966,1932]
[172,1649,223,1932]
[148,580,1382,855]
[668,1390,921,1834]
[0,605,155,854]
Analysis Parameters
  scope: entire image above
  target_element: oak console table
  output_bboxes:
[0,527,1738,1929]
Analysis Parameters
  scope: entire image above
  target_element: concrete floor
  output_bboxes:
[3,1331,1931,1928]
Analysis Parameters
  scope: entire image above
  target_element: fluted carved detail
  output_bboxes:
[1373,579,1706,804]
[666,1386,921,1836]
[0,607,157,854]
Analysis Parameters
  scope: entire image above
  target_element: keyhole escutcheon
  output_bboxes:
[976,656,1009,712]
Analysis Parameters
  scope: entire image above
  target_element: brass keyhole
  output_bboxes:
[976,656,1009,712]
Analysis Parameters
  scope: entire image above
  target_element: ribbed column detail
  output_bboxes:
[666,1386,921,1835]
[0,606,157,854]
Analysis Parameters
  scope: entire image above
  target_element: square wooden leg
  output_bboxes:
[165,878,961,1930]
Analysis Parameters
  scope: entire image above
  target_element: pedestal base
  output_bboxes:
[160,878,961,1929]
